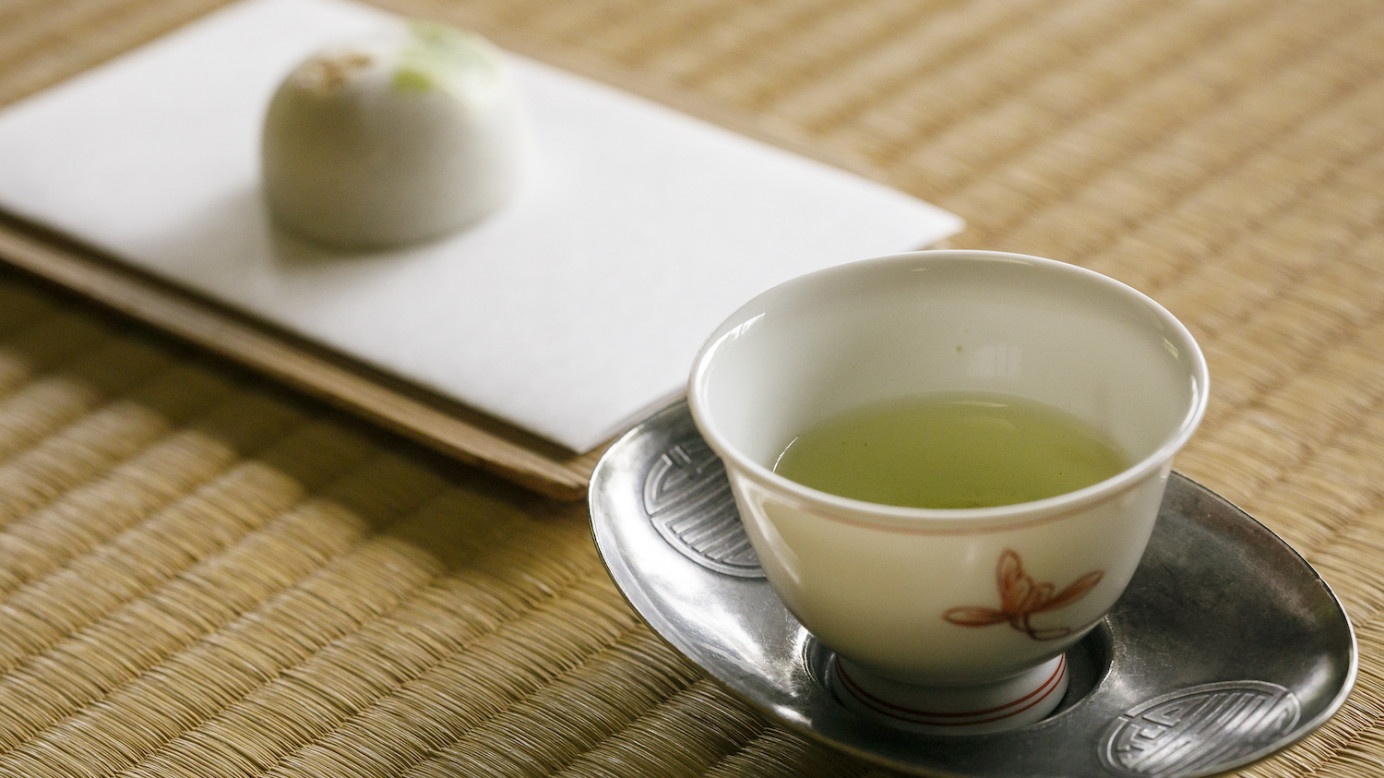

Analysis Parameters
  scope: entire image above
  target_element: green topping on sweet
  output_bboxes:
[391,66,433,92]
[391,20,497,94]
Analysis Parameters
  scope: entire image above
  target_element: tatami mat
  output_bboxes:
[1,0,1383,775]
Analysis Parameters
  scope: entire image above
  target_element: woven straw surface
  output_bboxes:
[2,0,1383,775]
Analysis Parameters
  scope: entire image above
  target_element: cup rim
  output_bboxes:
[686,249,1210,530]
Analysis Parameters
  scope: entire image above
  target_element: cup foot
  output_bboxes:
[832,654,1069,735]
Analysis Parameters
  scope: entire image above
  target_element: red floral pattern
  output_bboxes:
[943,550,1103,640]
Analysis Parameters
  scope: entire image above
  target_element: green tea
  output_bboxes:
[772,392,1127,509]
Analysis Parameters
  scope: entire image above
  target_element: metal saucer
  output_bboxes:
[589,401,1358,778]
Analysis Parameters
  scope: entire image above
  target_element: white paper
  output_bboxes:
[0,0,964,452]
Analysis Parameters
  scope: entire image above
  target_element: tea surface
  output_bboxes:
[772,392,1127,509]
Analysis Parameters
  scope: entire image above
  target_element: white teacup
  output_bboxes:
[687,250,1208,734]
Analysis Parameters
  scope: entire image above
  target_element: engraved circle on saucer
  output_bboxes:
[1100,680,1302,777]
[641,431,763,578]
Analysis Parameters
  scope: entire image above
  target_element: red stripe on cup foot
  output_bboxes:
[835,654,1068,731]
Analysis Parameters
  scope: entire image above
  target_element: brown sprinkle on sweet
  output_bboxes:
[292,51,375,91]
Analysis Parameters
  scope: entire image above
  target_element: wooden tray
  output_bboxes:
[0,214,603,500]
[0,3,938,503]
